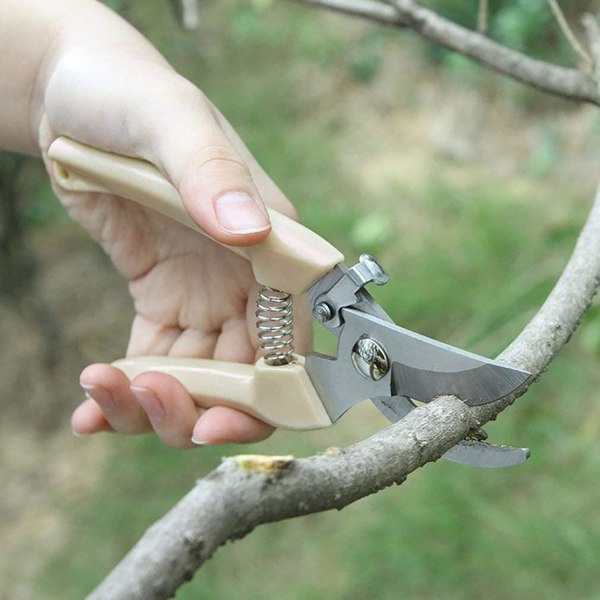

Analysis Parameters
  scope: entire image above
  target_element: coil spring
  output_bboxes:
[256,286,294,365]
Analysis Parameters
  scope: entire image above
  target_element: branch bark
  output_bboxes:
[287,0,401,26]
[291,0,600,105]
[89,181,600,598]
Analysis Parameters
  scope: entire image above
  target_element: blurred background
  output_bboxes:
[2,1,600,598]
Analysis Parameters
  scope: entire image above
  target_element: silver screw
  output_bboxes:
[313,302,333,323]
[351,336,390,381]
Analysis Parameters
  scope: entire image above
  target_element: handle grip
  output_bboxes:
[48,137,343,294]
[113,355,332,430]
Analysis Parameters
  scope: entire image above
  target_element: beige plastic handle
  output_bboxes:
[113,355,332,430]
[47,137,337,429]
[48,137,343,294]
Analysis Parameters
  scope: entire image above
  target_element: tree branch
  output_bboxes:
[88,181,600,598]
[477,0,488,35]
[287,0,402,26]
[290,0,600,105]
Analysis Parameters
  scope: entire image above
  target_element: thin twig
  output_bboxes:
[548,0,593,72]
[166,0,200,30]
[582,13,600,81]
[477,0,488,35]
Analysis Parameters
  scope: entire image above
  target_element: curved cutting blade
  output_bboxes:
[391,361,529,406]
[444,441,530,468]
[306,308,531,422]
[344,308,531,405]
[372,396,530,468]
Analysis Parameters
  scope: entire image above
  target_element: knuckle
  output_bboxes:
[191,144,249,174]
[180,144,253,200]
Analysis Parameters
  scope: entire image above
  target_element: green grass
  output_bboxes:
[29,1,600,598]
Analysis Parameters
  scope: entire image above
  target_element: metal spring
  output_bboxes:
[256,286,294,365]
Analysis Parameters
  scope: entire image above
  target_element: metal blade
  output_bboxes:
[306,308,531,422]
[372,395,415,421]
[444,441,530,468]
[305,255,531,469]
[390,361,529,406]
[346,309,531,405]
[371,396,530,469]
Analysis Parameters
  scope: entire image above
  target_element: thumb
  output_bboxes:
[177,142,271,247]
[151,97,272,247]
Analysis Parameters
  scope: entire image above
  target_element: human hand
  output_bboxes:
[36,6,311,447]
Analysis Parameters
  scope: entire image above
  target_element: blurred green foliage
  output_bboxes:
[349,30,385,84]
[527,120,562,177]
[6,0,598,598]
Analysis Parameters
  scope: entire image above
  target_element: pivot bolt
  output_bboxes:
[313,302,333,323]
[351,336,390,381]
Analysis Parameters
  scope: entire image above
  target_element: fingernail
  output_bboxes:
[191,437,209,446]
[214,192,270,234]
[81,383,114,411]
[72,428,85,437]
[131,386,165,422]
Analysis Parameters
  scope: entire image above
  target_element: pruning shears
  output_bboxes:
[49,137,532,468]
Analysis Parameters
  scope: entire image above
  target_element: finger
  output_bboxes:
[71,398,113,435]
[176,141,272,247]
[211,106,297,218]
[129,372,202,449]
[125,315,183,358]
[191,406,274,446]
[80,363,150,433]
[134,78,273,246]
[214,317,256,363]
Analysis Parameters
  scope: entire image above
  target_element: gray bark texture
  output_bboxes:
[87,2,600,598]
